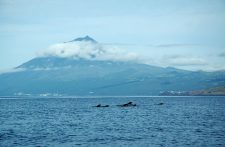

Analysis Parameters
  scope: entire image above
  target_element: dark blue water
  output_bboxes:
[0,97,225,147]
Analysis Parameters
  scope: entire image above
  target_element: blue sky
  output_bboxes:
[0,0,225,71]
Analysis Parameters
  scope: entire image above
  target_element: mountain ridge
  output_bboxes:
[65,35,97,43]
[1,56,225,96]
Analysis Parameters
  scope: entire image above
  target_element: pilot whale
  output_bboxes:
[117,102,137,107]
[94,104,109,107]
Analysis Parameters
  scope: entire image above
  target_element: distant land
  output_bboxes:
[191,86,225,96]
[160,86,225,96]
[0,36,225,97]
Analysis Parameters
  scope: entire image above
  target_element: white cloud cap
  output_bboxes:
[38,41,140,62]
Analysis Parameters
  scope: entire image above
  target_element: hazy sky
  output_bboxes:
[1,0,225,71]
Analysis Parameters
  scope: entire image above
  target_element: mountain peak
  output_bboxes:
[66,35,97,43]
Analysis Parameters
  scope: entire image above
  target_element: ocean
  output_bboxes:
[0,96,225,147]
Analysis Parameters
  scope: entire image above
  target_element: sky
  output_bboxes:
[0,0,225,71]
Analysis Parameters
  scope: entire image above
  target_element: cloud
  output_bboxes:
[37,41,140,63]
[0,68,26,74]
[218,52,225,57]
[35,41,224,72]
[161,55,207,66]
[155,43,200,48]
[32,66,72,71]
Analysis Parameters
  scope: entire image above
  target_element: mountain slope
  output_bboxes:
[0,56,225,96]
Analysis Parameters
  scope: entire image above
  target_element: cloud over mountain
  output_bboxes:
[37,38,140,63]
[33,36,225,72]
[162,55,207,66]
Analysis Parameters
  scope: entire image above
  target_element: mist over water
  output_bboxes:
[0,97,225,147]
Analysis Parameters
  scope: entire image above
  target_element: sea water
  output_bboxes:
[0,96,225,147]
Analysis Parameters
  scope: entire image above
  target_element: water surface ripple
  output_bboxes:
[0,97,225,146]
